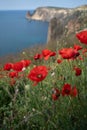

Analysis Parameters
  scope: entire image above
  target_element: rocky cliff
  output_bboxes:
[26,7,72,22]
[47,5,87,42]
[26,5,87,42]
[26,11,32,19]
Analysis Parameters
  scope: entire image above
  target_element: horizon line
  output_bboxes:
[0,4,87,11]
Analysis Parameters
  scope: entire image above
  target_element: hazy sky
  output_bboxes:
[0,0,87,10]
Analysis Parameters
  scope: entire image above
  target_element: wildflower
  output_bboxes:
[50,51,56,56]
[22,67,26,71]
[76,30,87,44]
[42,49,56,60]
[61,83,72,96]
[4,63,13,71]
[73,49,80,58]
[34,53,43,60]
[57,59,62,64]
[22,51,26,55]
[73,67,82,76]
[12,62,23,72]
[59,48,79,59]
[70,86,78,97]
[28,66,48,85]
[73,44,82,51]
[25,84,30,90]
[21,60,31,68]
[52,88,60,100]
[32,108,36,112]
[51,72,55,76]
[9,71,18,78]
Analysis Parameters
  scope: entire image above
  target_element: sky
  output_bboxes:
[0,0,87,10]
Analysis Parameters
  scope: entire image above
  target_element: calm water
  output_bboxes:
[0,11,48,56]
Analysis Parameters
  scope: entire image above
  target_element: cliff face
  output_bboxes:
[26,7,72,22]
[26,5,87,42]
[47,5,87,42]
[26,11,32,19]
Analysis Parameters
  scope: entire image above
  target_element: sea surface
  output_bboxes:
[0,10,48,56]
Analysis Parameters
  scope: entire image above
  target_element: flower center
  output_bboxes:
[65,89,70,94]
[37,74,42,78]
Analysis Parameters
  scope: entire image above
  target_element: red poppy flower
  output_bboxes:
[34,53,43,60]
[76,30,87,44]
[28,66,48,85]
[61,83,72,96]
[4,63,13,71]
[52,88,60,100]
[73,44,82,51]
[12,62,23,72]
[59,48,79,59]
[70,86,78,97]
[73,67,82,76]
[9,71,18,78]
[73,49,80,58]
[57,59,62,64]
[42,49,56,60]
[21,60,31,67]
[50,52,56,56]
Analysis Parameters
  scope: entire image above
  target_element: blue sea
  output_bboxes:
[0,10,48,56]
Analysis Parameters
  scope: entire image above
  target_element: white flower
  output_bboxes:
[32,108,36,112]
[51,72,55,76]
[22,67,26,71]
[25,84,30,90]
[22,51,26,55]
